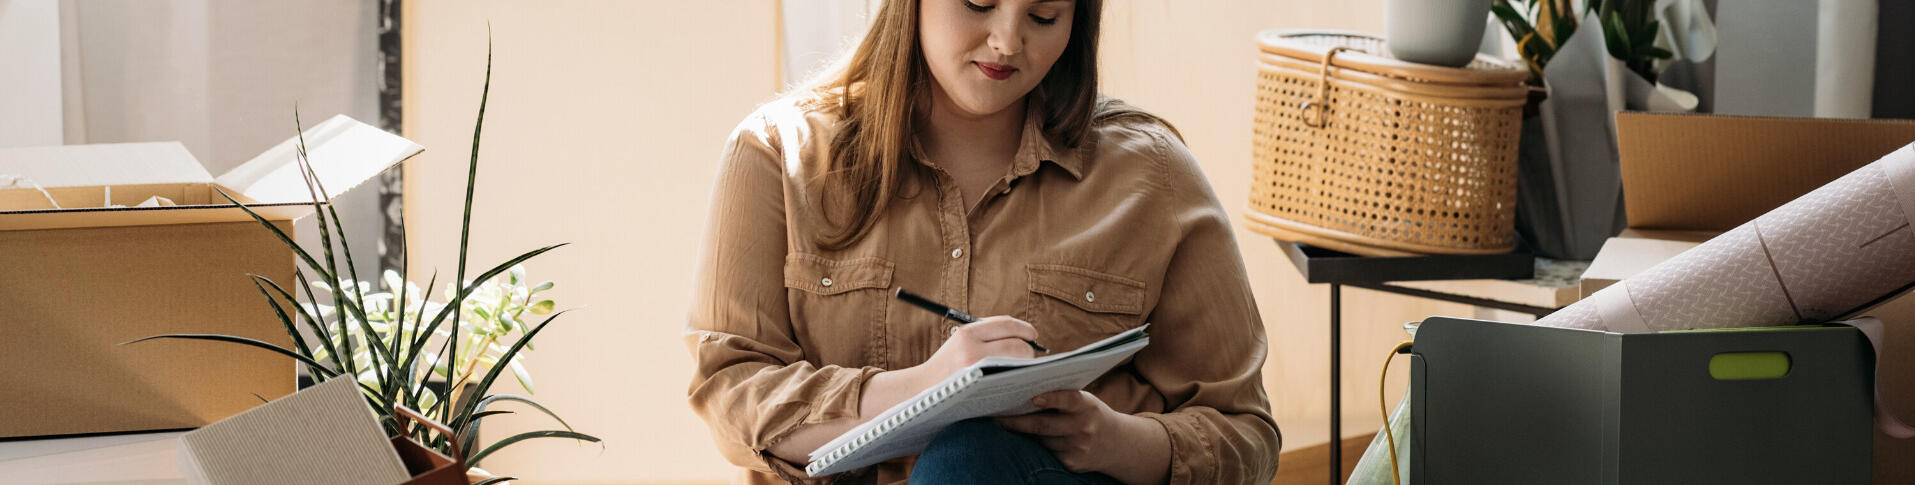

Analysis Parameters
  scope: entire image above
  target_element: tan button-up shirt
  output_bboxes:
[686,96,1279,485]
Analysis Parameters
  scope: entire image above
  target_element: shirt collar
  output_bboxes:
[910,104,1086,180]
[1012,106,1085,180]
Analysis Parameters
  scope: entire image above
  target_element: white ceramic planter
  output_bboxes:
[1385,0,1493,67]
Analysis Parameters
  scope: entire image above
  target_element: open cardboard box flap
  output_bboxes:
[1615,112,1915,231]
[1583,113,1915,296]
[0,114,422,231]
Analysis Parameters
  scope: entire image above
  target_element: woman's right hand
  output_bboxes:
[908,316,1041,384]
[768,315,1041,464]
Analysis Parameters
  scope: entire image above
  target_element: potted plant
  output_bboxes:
[1492,0,1672,87]
[130,45,596,485]
[1488,0,1703,260]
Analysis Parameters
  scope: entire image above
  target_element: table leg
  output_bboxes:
[1329,283,1342,485]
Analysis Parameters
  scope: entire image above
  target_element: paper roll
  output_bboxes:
[1539,142,1915,332]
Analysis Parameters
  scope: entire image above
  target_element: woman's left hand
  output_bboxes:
[995,390,1169,483]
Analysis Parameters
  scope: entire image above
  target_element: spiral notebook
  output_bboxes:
[804,325,1150,477]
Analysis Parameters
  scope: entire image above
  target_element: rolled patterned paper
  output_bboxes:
[1538,142,1915,332]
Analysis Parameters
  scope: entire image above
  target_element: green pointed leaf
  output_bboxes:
[1605,11,1629,53]
[443,32,496,427]
[287,113,393,387]
[466,430,600,467]
[214,188,334,283]
[509,358,534,394]
[458,393,573,458]
[470,410,515,420]
[473,394,572,431]
[124,334,337,378]
[248,277,322,377]
[400,271,441,399]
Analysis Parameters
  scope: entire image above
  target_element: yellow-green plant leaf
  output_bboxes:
[510,359,534,394]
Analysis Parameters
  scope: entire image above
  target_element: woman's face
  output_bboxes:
[919,0,1075,117]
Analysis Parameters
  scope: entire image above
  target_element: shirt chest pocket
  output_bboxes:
[1018,264,1148,353]
[783,253,893,367]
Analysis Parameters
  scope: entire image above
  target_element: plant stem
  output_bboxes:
[458,333,501,387]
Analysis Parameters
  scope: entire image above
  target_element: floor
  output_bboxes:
[1271,432,1375,485]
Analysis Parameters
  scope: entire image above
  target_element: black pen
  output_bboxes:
[894,287,1048,353]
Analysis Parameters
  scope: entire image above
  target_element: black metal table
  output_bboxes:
[1276,241,1563,484]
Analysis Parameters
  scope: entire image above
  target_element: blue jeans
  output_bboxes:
[909,418,1126,485]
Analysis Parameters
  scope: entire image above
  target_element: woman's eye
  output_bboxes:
[963,1,992,12]
[1030,14,1057,25]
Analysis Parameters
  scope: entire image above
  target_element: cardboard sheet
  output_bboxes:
[178,378,410,485]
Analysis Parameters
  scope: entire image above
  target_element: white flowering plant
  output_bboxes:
[309,265,555,410]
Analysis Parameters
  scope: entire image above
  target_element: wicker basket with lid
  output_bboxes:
[1247,30,1529,256]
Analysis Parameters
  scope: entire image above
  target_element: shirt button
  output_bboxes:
[950,248,963,259]
[1085,291,1096,303]
[821,277,833,287]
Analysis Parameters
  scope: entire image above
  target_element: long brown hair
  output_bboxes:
[798,0,1105,250]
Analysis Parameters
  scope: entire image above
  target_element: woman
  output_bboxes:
[686,1,1278,483]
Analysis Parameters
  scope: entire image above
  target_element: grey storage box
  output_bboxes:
[1411,317,1872,484]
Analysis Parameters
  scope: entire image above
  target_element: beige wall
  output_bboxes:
[1094,1,1477,455]
[403,1,780,482]
[402,1,1473,482]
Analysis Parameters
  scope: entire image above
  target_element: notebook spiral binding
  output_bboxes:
[805,367,985,476]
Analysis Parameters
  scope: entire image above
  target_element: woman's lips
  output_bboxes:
[975,62,1016,80]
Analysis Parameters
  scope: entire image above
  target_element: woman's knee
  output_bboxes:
[912,419,1051,483]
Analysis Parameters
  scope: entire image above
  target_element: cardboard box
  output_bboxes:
[0,115,422,439]
[1586,112,1915,482]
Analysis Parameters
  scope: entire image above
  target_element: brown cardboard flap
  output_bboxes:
[216,114,424,205]
[0,182,217,211]
[1616,112,1915,231]
[0,203,312,231]
[0,142,214,188]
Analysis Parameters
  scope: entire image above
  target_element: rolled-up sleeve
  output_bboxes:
[685,113,882,483]
[1132,128,1282,485]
